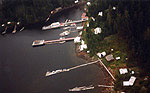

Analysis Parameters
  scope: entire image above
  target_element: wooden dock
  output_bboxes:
[44,37,75,44]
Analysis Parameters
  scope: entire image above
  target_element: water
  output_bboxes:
[0,7,106,93]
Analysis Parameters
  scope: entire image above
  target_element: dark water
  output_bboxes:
[0,7,106,93]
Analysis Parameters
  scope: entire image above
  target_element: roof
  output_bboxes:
[94,27,102,34]
[79,44,87,51]
[129,76,136,86]
[97,52,106,58]
[98,12,103,16]
[119,68,128,74]
[123,76,136,86]
[105,54,114,61]
[74,37,81,43]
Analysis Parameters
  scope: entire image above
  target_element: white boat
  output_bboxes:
[20,27,25,31]
[42,22,61,30]
[76,26,83,30]
[59,37,66,43]
[59,31,70,36]
[12,30,16,34]
[45,69,70,77]
[32,40,45,47]
[69,85,94,92]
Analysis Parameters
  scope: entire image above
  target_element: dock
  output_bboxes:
[32,37,75,47]
[42,19,87,30]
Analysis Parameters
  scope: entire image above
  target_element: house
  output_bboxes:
[98,12,103,16]
[74,36,81,43]
[75,0,79,4]
[105,54,114,61]
[94,27,102,34]
[123,76,136,86]
[116,57,121,60]
[113,7,116,10]
[79,44,87,51]
[87,23,89,27]
[82,13,88,20]
[97,51,106,58]
[119,68,128,74]
[87,2,91,6]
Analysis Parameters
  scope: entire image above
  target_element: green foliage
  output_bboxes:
[0,0,74,25]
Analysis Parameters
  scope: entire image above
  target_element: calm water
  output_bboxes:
[0,7,106,93]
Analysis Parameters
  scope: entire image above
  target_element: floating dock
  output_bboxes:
[32,37,75,47]
[42,19,87,30]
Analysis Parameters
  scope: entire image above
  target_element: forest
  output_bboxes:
[85,0,150,74]
[0,0,74,27]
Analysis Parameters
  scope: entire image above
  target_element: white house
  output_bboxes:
[94,27,102,34]
[87,23,89,27]
[123,76,136,86]
[74,36,81,43]
[116,57,121,60]
[97,51,106,58]
[113,7,116,10]
[87,2,91,6]
[75,0,79,3]
[98,12,103,16]
[80,44,87,51]
[119,68,128,74]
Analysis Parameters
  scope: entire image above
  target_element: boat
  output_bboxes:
[76,26,83,30]
[32,40,45,47]
[12,30,16,34]
[12,25,17,34]
[45,69,70,77]
[69,85,94,92]
[2,31,6,35]
[59,31,70,36]
[20,27,25,31]
[59,37,66,44]
[42,22,61,30]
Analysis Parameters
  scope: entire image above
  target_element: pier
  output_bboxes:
[45,60,100,77]
[32,37,75,46]
[42,19,87,30]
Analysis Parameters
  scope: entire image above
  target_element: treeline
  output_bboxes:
[0,0,74,26]
[85,0,150,73]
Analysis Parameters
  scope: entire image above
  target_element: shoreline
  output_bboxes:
[75,43,114,92]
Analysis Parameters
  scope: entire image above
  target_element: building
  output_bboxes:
[123,76,136,86]
[98,12,103,16]
[119,68,128,74]
[105,54,114,61]
[82,13,88,20]
[97,52,106,58]
[94,27,102,34]
[74,36,81,43]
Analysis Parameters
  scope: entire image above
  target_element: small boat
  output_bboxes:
[59,31,70,36]
[12,30,16,34]
[76,26,83,30]
[59,37,66,44]
[45,69,70,77]
[2,31,6,35]
[20,27,25,32]
[42,22,61,30]
[69,85,94,92]
[12,25,17,34]
[32,40,45,47]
